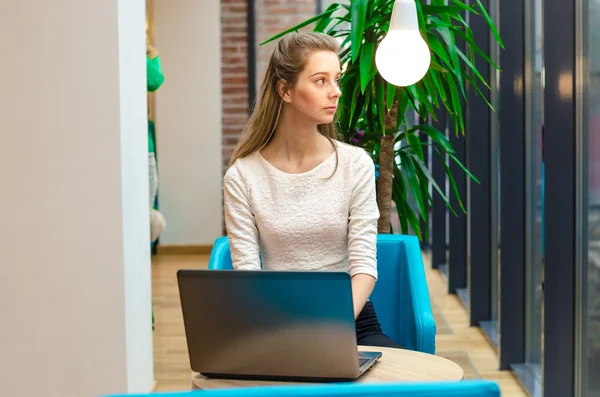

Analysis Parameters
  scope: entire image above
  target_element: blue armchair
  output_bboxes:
[207,234,436,354]
[104,380,500,397]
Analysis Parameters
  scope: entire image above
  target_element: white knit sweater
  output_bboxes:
[223,141,379,280]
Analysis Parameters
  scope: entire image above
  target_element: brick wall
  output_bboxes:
[254,0,317,93]
[221,0,250,171]
[220,0,317,172]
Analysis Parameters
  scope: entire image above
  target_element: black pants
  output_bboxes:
[355,301,403,348]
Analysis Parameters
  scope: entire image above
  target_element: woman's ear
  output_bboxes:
[278,80,292,103]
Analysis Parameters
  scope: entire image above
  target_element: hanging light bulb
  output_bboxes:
[375,0,431,87]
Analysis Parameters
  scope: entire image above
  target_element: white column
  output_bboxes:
[0,1,153,396]
[153,0,223,246]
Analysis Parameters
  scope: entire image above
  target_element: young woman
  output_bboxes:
[223,32,402,349]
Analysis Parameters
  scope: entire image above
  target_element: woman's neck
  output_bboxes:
[266,110,326,161]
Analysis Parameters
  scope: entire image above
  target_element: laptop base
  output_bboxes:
[199,351,382,383]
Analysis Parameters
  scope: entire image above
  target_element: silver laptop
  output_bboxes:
[177,269,382,382]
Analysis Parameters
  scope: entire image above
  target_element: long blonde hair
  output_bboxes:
[229,32,341,167]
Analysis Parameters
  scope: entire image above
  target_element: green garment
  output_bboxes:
[147,55,164,93]
[148,119,156,154]
[147,55,164,153]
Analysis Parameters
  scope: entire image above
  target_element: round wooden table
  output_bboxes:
[191,346,464,390]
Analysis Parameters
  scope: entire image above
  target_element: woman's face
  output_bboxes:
[280,50,342,125]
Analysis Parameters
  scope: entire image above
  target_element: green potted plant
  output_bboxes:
[263,0,503,239]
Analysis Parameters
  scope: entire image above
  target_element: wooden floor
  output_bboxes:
[151,252,529,396]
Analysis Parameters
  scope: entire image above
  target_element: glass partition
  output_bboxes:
[480,0,501,347]
[583,0,600,395]
[518,0,544,386]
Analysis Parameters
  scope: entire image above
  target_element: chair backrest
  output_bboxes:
[368,234,406,345]
[208,236,233,270]
[369,234,433,349]
[103,380,501,397]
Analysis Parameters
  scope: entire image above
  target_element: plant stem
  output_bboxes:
[377,134,395,234]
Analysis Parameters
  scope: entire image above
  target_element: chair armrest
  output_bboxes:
[399,236,437,354]
[208,236,232,270]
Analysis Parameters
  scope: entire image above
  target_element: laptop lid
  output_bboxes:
[177,270,363,381]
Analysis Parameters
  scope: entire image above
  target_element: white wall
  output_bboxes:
[118,0,155,392]
[153,0,223,246]
[0,1,153,396]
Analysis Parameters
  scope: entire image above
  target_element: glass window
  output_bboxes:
[524,0,544,382]
[490,0,501,328]
[584,1,600,395]
[480,0,501,347]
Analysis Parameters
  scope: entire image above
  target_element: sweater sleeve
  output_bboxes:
[223,164,261,270]
[347,148,379,280]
